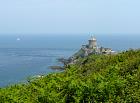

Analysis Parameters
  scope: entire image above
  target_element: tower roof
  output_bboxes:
[89,36,96,41]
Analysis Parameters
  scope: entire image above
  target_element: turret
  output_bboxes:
[88,36,97,49]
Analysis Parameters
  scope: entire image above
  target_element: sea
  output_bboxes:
[0,34,139,87]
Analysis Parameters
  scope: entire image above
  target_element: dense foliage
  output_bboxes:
[0,49,140,103]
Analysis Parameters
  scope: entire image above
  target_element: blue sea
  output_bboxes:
[0,34,139,87]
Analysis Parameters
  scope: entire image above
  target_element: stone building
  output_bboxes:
[74,36,116,58]
[62,36,117,66]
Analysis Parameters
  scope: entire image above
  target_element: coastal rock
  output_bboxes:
[49,66,64,70]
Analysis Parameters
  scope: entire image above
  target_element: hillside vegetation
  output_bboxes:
[0,49,140,102]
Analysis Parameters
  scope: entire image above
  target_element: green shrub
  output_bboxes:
[0,49,140,102]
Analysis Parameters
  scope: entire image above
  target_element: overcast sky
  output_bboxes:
[0,0,140,35]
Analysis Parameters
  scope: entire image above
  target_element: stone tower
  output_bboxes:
[88,36,97,49]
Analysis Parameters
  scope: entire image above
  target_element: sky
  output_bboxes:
[0,0,140,35]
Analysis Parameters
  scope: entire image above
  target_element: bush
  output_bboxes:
[0,49,140,102]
